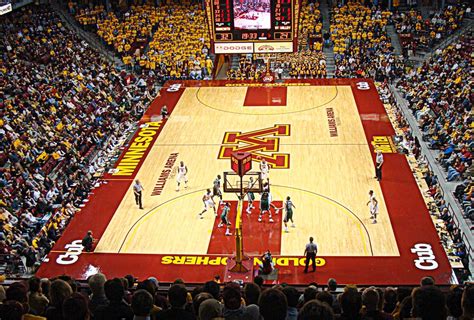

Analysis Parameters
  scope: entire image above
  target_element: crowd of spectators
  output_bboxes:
[298,0,323,50]
[0,6,157,274]
[73,1,213,81]
[377,82,471,274]
[433,173,471,267]
[393,5,466,57]
[73,4,107,27]
[0,275,474,319]
[454,179,474,224]
[330,2,404,80]
[226,51,327,80]
[276,51,327,79]
[95,5,157,56]
[226,56,265,81]
[0,0,472,295]
[397,38,472,184]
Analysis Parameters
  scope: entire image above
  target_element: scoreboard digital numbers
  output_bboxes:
[206,0,297,54]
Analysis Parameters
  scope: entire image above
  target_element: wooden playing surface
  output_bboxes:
[95,85,399,257]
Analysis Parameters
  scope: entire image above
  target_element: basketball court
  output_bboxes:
[37,79,452,285]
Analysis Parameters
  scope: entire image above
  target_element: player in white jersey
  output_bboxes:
[199,189,216,218]
[260,159,270,181]
[176,161,188,191]
[366,190,379,224]
[212,175,223,204]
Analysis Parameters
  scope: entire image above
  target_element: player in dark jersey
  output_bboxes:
[283,196,296,232]
[262,181,280,214]
[246,176,256,214]
[258,191,273,223]
[218,202,232,236]
[212,175,223,205]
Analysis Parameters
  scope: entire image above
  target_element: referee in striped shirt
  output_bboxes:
[304,237,318,273]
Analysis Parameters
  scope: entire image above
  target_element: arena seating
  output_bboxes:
[397,38,472,183]
[0,7,157,274]
[95,5,159,57]
[331,1,404,80]
[393,5,466,56]
[0,274,473,319]
[455,180,474,224]
[0,0,473,310]
[226,55,265,81]
[298,0,323,50]
[73,4,106,27]
[227,51,327,80]
[276,51,327,79]
[76,2,212,80]
[379,81,471,271]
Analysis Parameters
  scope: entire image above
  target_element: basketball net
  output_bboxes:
[262,54,274,83]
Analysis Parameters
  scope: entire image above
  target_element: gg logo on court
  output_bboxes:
[356,81,370,90]
[166,83,182,92]
[218,124,290,169]
[56,240,84,265]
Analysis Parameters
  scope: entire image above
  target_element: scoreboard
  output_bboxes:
[205,0,298,54]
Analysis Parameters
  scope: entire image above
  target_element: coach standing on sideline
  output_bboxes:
[304,237,318,273]
[375,150,384,181]
[133,179,144,209]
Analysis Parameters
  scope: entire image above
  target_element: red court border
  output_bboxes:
[243,87,287,107]
[37,80,452,285]
[207,201,283,255]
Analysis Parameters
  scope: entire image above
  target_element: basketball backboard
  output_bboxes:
[223,171,262,194]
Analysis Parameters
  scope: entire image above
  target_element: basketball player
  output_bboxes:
[366,190,379,224]
[258,191,273,223]
[212,175,223,204]
[176,161,188,191]
[283,196,296,232]
[199,189,216,218]
[246,176,256,214]
[260,158,270,181]
[218,202,232,236]
[263,181,280,214]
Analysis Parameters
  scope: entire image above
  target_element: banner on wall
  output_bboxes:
[214,43,254,54]
[0,3,12,15]
[254,42,293,53]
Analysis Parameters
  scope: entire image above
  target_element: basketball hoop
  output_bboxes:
[261,54,274,82]
[223,171,262,195]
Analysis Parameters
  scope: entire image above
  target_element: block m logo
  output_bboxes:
[218,124,290,169]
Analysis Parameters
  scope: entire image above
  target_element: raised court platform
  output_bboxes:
[37,79,452,285]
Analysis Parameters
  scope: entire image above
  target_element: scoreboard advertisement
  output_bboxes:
[205,0,298,53]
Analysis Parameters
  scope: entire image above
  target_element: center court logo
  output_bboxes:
[356,81,370,90]
[218,124,290,168]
